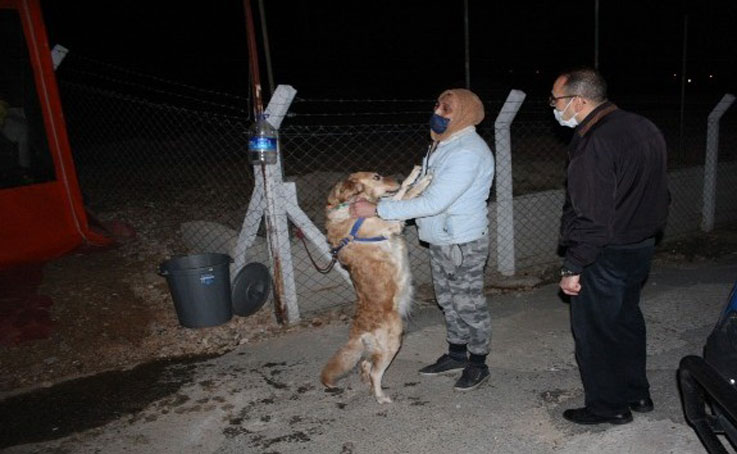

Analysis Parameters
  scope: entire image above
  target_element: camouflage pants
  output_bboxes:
[429,236,491,356]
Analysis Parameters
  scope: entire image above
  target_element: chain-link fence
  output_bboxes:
[56,55,737,321]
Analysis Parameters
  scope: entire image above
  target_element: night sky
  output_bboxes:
[39,0,736,100]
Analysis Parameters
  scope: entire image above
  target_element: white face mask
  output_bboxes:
[553,98,579,128]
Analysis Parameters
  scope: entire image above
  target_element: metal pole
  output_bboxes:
[464,0,470,89]
[243,0,263,115]
[257,0,275,97]
[679,14,688,159]
[594,0,599,69]
[243,0,290,321]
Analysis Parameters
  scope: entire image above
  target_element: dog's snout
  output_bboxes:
[384,177,400,189]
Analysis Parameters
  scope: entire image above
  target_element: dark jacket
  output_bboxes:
[560,101,670,273]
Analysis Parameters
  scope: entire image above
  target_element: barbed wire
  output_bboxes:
[68,53,250,102]
[63,68,250,117]
[295,97,435,103]
[290,110,432,117]
[60,80,252,121]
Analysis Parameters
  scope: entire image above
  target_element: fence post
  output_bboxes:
[232,86,296,278]
[263,86,300,324]
[494,89,526,276]
[232,84,352,324]
[701,93,735,232]
[51,44,68,70]
[232,85,301,324]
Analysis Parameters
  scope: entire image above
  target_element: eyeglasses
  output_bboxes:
[548,94,577,107]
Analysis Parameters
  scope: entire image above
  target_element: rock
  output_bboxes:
[179,221,237,254]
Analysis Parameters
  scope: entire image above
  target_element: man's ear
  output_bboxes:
[574,96,586,111]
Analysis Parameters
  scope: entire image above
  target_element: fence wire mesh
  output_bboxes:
[55,55,737,320]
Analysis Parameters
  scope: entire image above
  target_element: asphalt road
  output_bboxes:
[3,257,736,454]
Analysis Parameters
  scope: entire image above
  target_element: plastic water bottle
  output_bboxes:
[248,113,278,165]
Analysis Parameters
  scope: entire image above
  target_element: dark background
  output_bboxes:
[39,0,736,101]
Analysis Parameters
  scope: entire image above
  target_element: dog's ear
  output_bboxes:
[340,179,365,202]
[328,178,364,205]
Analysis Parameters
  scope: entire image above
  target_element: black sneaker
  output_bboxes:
[453,364,490,391]
[418,354,467,376]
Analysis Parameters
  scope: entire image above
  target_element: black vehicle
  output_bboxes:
[679,280,737,453]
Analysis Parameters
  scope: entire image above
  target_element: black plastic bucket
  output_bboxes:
[158,253,233,328]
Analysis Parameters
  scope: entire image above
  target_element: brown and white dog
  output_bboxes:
[321,166,431,403]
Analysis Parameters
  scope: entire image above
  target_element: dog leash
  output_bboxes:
[294,227,338,274]
[297,202,351,274]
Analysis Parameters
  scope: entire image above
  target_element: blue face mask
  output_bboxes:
[429,113,450,134]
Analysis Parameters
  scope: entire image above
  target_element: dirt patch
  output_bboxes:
[0,207,352,395]
[1,222,735,396]
[653,227,737,263]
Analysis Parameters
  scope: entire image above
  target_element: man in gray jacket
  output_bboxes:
[351,88,495,391]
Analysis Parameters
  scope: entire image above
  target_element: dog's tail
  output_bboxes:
[321,336,364,388]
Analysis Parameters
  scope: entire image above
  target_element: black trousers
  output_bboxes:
[570,237,655,416]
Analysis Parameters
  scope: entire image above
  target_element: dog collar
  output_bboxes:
[329,202,351,212]
[330,217,388,256]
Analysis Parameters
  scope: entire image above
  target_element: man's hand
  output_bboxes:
[350,200,377,218]
[560,275,582,296]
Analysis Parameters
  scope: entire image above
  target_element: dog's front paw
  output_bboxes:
[400,165,422,188]
[404,174,432,199]
[416,173,432,187]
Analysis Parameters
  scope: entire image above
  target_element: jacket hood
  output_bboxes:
[430,89,485,142]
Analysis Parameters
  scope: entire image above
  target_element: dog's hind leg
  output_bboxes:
[321,336,364,389]
[359,334,378,383]
[368,329,402,404]
[360,359,371,383]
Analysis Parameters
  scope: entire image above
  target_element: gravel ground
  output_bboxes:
[1,214,735,397]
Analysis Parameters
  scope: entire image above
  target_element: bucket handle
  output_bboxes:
[157,255,234,277]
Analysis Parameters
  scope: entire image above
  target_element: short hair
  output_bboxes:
[560,67,608,103]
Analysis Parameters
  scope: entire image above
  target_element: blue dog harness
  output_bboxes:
[331,217,388,256]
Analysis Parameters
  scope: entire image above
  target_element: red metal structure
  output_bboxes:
[0,0,110,269]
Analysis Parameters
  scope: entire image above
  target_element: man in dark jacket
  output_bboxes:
[551,68,670,425]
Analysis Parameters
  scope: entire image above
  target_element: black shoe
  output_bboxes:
[419,354,467,376]
[629,397,654,413]
[563,407,633,425]
[453,364,490,391]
